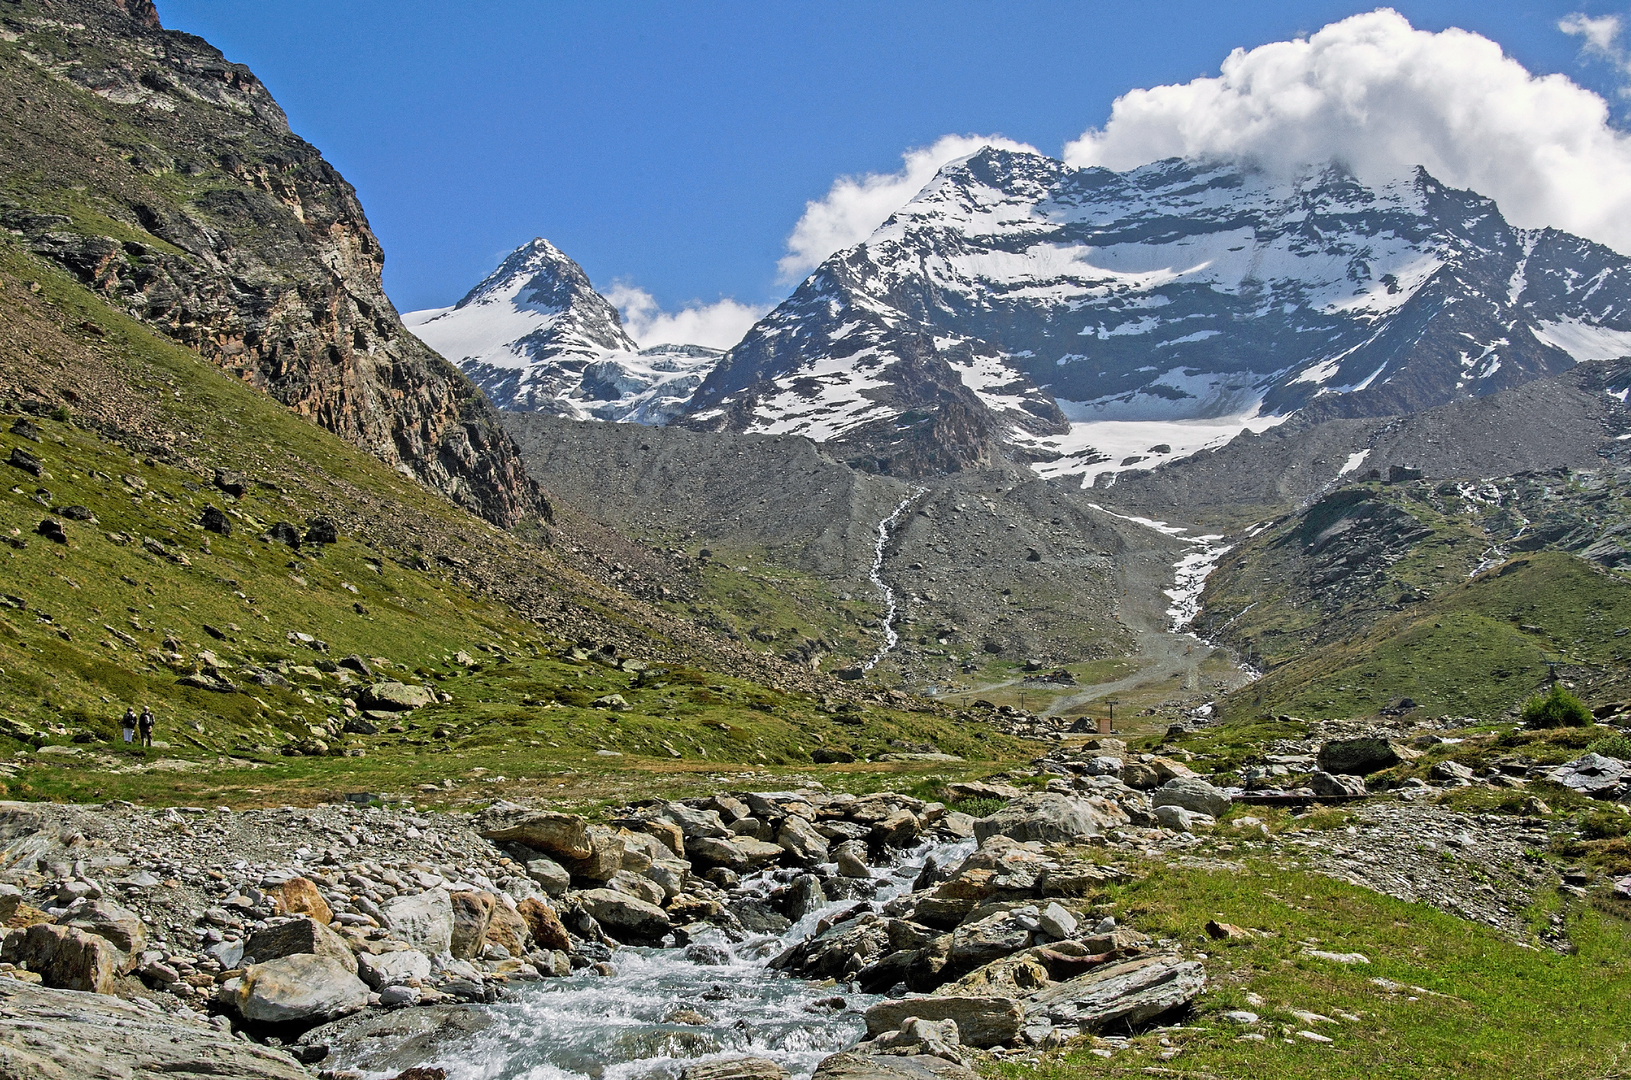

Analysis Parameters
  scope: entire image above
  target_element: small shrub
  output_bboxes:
[1522,684,1593,728]
[1579,808,1631,841]
[1586,733,1631,761]
[948,796,1007,818]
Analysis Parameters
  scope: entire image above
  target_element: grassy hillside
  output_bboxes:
[1218,551,1631,721]
[0,238,1033,805]
[1200,475,1631,721]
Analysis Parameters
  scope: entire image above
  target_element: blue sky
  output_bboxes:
[154,1,1629,335]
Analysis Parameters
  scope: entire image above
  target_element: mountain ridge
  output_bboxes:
[682,149,1631,481]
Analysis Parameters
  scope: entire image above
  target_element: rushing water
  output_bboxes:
[364,836,975,1080]
[861,491,924,672]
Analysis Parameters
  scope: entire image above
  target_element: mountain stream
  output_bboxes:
[340,836,974,1080]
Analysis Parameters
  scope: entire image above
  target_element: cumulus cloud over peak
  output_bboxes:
[604,283,769,352]
[1062,7,1631,255]
[777,133,1038,282]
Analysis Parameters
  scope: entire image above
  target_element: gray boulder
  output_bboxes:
[864,995,1024,1049]
[478,807,593,861]
[2,923,120,993]
[60,899,146,971]
[649,800,731,840]
[1153,805,1215,832]
[1151,778,1230,819]
[357,948,432,990]
[245,917,354,965]
[813,1053,978,1080]
[778,814,831,864]
[379,890,453,956]
[576,887,671,943]
[1554,753,1629,798]
[232,954,370,1025]
[835,840,872,878]
[680,1058,791,1080]
[525,856,571,895]
[688,835,751,873]
[950,907,1037,971]
[357,681,435,711]
[1318,737,1407,776]
[1024,952,1205,1032]
[973,793,1127,845]
[1309,771,1368,798]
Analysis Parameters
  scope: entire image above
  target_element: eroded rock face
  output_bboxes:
[0,978,310,1080]
[0,0,539,527]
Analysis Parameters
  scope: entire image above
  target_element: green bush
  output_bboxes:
[1587,733,1631,761]
[948,796,1007,818]
[1579,808,1631,841]
[1521,684,1594,728]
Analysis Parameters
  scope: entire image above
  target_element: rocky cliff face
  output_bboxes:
[0,0,538,527]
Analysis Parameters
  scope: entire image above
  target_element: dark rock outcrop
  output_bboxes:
[0,0,539,527]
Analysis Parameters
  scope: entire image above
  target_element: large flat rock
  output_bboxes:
[0,979,308,1080]
[813,1052,979,1080]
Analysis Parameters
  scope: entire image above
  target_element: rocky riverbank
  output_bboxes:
[0,713,1616,1078]
[0,770,1223,1079]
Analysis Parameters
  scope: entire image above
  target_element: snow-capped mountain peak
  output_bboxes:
[405,239,720,423]
[684,148,1631,481]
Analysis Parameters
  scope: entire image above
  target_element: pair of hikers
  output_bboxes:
[120,706,155,747]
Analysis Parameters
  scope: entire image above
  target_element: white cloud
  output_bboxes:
[1560,11,1631,92]
[1062,7,1631,256]
[1560,12,1622,56]
[777,133,1038,282]
[605,283,769,351]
